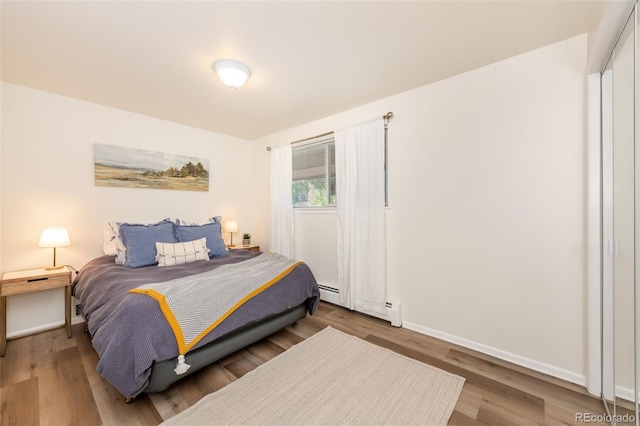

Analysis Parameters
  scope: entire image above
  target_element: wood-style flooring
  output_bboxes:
[0,301,625,425]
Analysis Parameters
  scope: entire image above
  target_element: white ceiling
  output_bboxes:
[1,1,609,140]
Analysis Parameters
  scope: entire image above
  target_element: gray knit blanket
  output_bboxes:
[131,253,300,360]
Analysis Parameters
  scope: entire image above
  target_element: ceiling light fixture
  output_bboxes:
[213,60,251,89]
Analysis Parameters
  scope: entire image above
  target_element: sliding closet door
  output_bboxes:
[615,10,638,420]
[602,7,638,424]
[614,12,636,415]
[637,7,640,424]
[636,6,640,424]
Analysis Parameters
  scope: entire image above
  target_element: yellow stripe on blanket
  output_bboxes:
[129,253,301,374]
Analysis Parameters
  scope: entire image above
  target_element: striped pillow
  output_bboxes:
[155,238,210,267]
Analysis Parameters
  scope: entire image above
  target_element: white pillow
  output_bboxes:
[174,216,222,225]
[103,218,174,262]
[155,238,210,267]
[103,222,120,256]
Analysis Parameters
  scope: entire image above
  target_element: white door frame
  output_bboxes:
[587,72,603,397]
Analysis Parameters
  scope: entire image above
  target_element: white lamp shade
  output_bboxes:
[38,227,71,248]
[224,220,239,233]
[213,60,251,88]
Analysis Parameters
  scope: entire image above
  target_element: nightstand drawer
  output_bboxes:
[1,273,71,296]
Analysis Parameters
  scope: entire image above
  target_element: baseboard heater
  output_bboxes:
[318,284,402,327]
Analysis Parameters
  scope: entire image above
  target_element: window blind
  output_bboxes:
[292,138,335,181]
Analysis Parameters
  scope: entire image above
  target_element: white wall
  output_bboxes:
[293,210,338,288]
[1,33,591,384]
[253,35,589,384]
[1,82,254,337]
[0,83,3,274]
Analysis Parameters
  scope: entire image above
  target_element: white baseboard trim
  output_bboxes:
[7,320,65,339]
[615,384,636,404]
[7,315,86,339]
[403,320,587,387]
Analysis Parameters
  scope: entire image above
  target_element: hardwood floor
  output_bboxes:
[0,301,624,425]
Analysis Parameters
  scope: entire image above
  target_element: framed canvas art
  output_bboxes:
[94,144,209,192]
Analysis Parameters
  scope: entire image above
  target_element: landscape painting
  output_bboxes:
[94,144,209,192]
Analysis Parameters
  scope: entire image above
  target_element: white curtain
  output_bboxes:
[269,145,295,258]
[335,118,386,315]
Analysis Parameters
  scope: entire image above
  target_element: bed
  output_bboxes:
[73,249,320,400]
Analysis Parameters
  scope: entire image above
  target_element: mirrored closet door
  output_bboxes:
[601,4,639,425]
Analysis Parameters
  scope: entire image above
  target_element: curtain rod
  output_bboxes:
[266,112,393,151]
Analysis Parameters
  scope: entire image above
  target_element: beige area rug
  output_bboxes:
[161,327,465,426]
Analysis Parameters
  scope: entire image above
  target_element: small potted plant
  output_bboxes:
[243,233,251,246]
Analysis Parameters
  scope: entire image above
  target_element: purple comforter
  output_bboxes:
[73,251,319,397]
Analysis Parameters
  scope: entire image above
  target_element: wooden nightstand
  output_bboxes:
[0,266,72,357]
[228,244,260,253]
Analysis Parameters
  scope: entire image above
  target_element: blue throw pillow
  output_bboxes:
[119,221,178,268]
[175,222,228,258]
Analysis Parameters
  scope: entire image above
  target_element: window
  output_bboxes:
[292,125,388,208]
[292,136,336,207]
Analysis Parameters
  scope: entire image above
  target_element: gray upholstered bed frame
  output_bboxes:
[142,302,309,394]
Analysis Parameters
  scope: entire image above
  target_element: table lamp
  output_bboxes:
[38,227,71,270]
[224,220,238,247]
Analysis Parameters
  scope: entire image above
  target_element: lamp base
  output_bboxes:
[45,265,64,270]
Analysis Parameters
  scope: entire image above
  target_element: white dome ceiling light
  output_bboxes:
[213,60,251,89]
